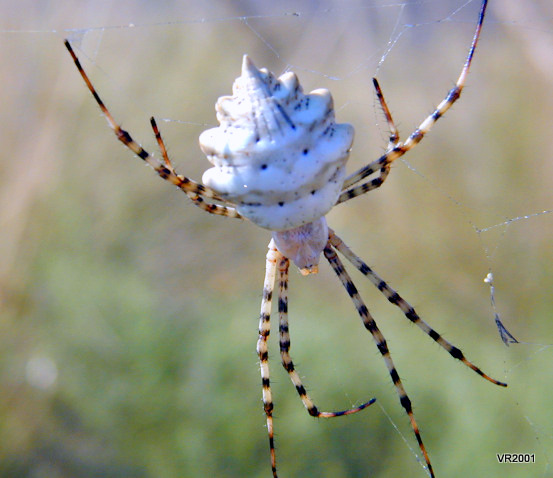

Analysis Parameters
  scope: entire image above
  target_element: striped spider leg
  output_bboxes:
[337,0,488,205]
[262,223,506,478]
[149,116,239,217]
[349,76,400,198]
[64,40,242,219]
[324,229,506,478]
[258,241,376,477]
[329,231,507,386]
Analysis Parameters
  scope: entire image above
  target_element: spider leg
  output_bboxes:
[339,78,399,194]
[324,242,435,478]
[64,40,237,213]
[338,0,488,204]
[276,253,376,417]
[334,79,396,204]
[336,162,390,204]
[328,229,507,388]
[149,117,242,218]
[258,241,279,478]
[374,77,400,150]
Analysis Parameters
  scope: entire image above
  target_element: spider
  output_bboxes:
[65,0,506,476]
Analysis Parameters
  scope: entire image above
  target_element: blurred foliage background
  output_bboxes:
[1,1,552,477]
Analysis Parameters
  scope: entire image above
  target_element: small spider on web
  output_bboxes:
[64,0,506,476]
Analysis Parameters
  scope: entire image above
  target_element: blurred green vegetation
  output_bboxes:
[1,1,553,477]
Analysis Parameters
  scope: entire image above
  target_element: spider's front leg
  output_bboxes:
[323,242,435,477]
[258,240,376,477]
[328,229,507,388]
[257,242,279,478]
[276,251,376,417]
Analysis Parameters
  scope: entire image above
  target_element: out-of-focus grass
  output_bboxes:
[1,1,552,477]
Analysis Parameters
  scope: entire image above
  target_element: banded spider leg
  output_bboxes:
[258,241,376,477]
[322,229,506,478]
[64,40,242,220]
[337,0,489,205]
[258,225,506,478]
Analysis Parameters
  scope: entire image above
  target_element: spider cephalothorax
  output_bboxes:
[65,2,506,476]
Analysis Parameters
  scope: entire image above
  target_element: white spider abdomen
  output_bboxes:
[200,55,354,231]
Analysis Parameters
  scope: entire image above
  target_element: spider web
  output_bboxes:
[1,1,552,477]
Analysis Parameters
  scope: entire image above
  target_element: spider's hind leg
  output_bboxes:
[149,117,241,218]
[336,78,396,205]
[338,0,489,205]
[64,39,242,219]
